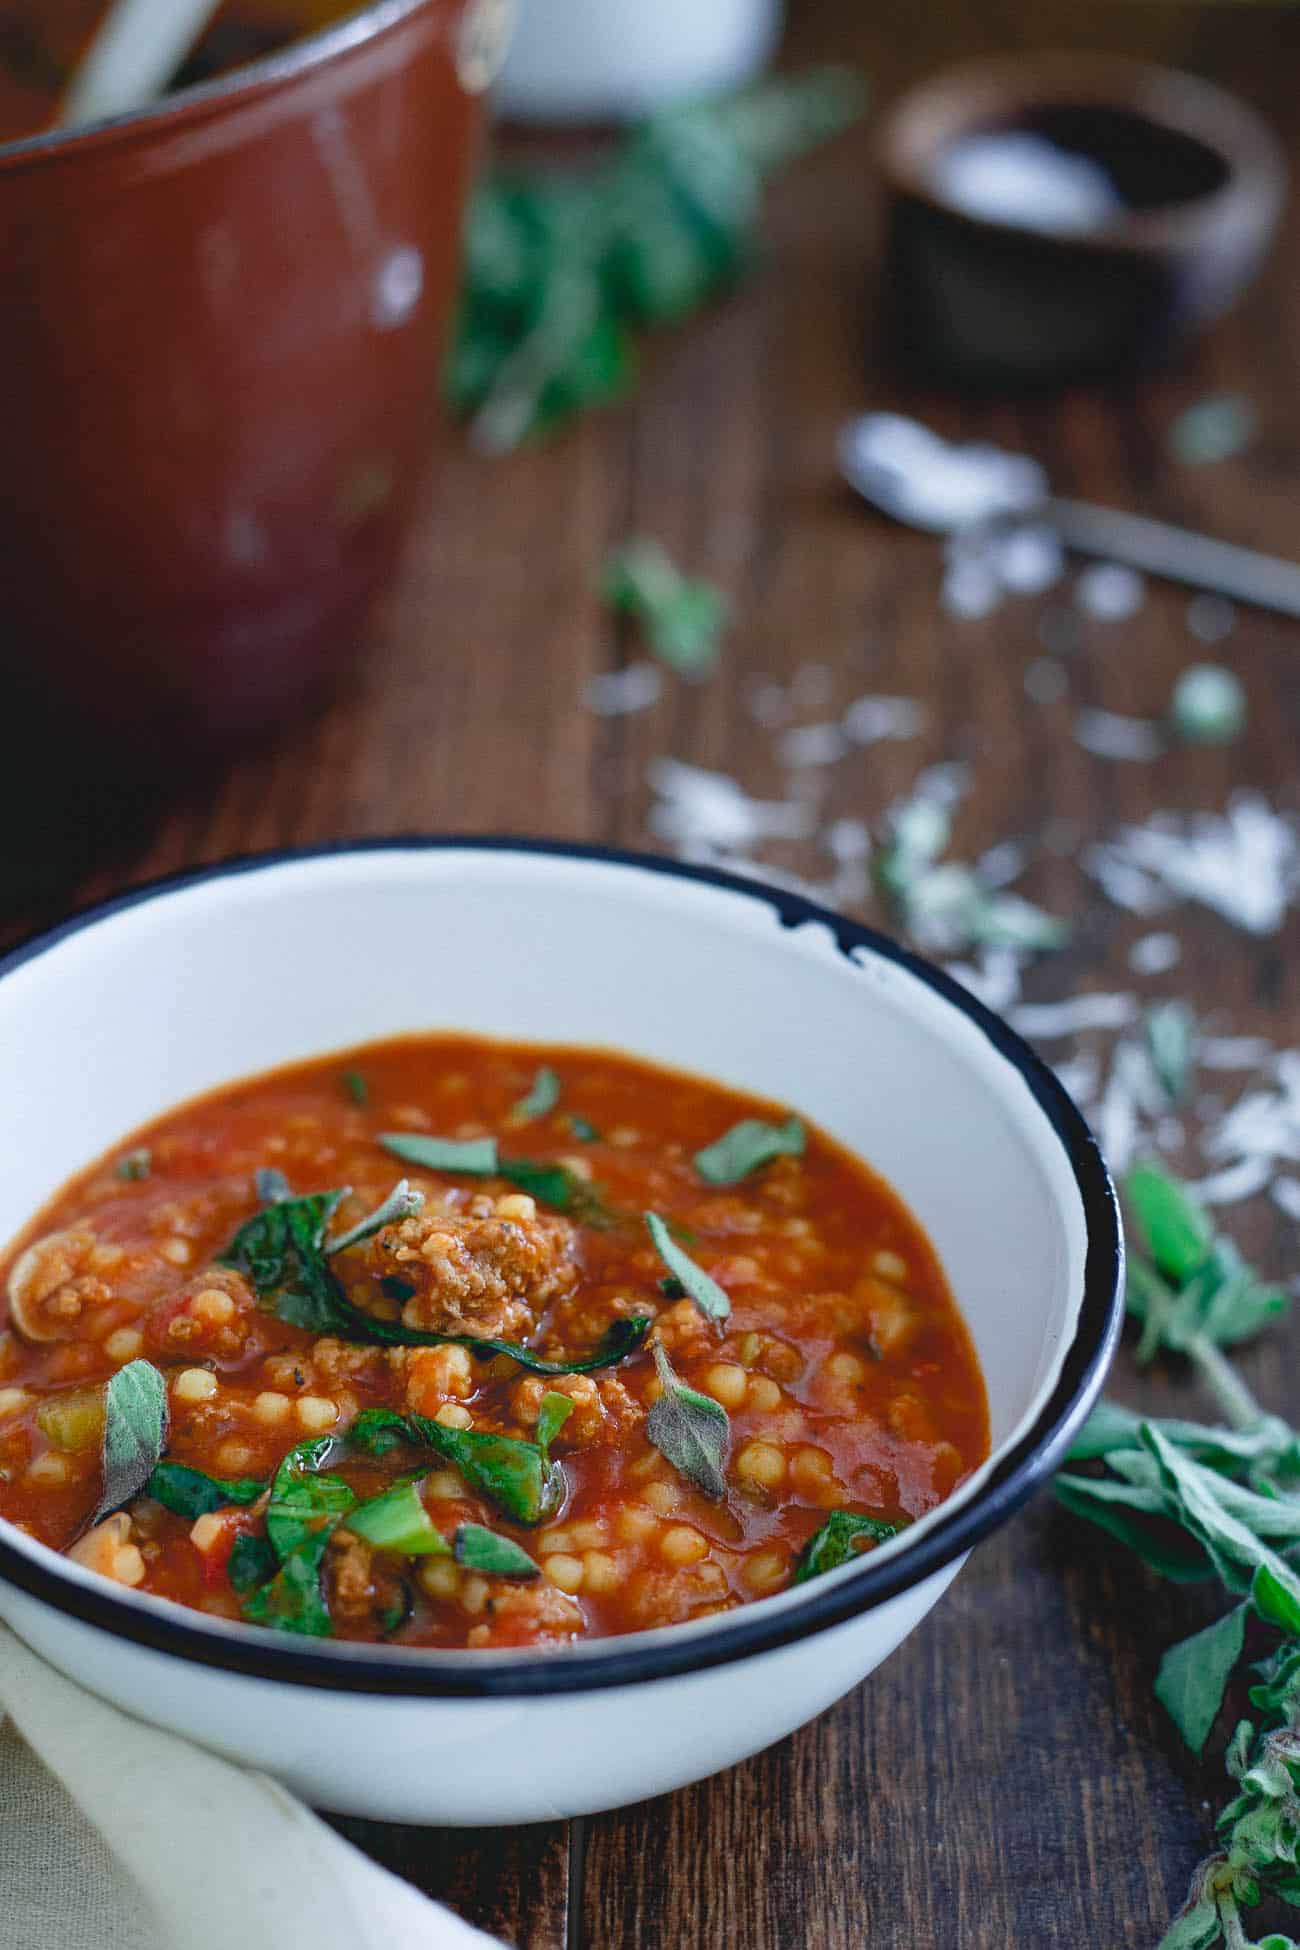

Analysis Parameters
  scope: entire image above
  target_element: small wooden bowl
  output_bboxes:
[878,53,1287,389]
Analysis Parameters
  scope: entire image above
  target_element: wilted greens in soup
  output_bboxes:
[0,1036,989,1649]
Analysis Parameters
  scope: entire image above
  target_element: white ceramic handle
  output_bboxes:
[1048,496,1300,620]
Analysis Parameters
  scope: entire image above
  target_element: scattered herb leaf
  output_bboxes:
[874,786,1069,955]
[113,1148,151,1182]
[89,1360,168,1527]
[513,1066,561,1120]
[342,1069,369,1105]
[377,1135,616,1224]
[1154,1603,1249,1756]
[602,539,729,675]
[326,1179,425,1256]
[646,1342,730,1498]
[1056,1173,1300,1946]
[1145,1002,1198,1105]
[1123,1163,1288,1366]
[659,1275,686,1300]
[694,1114,805,1185]
[567,1115,601,1142]
[454,1524,540,1579]
[793,1509,904,1584]
[145,1462,264,1520]
[378,1133,500,1175]
[645,1213,729,1322]
[1168,393,1255,467]
[1171,664,1247,748]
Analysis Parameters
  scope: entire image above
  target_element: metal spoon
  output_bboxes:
[838,411,1300,621]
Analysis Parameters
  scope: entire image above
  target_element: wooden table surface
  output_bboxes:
[8,2,1300,1944]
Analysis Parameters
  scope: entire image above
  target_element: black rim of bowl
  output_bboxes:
[0,837,1124,1698]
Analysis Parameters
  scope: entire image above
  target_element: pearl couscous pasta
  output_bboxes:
[0,1036,989,1649]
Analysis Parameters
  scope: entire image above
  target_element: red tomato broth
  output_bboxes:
[0,1035,990,1649]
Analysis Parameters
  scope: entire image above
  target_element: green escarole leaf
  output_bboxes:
[348,1409,410,1457]
[409,1418,563,1527]
[645,1212,729,1322]
[341,1069,369,1105]
[454,1524,540,1579]
[242,1530,335,1638]
[513,1066,561,1120]
[219,1187,349,1333]
[228,1532,277,1593]
[145,1461,265,1520]
[239,1437,359,1636]
[693,1114,805,1185]
[535,1391,574,1463]
[264,1438,356,1564]
[1156,1603,1248,1754]
[793,1510,904,1584]
[646,1343,729,1498]
[332,1313,652,1374]
[345,1480,450,1558]
[349,1409,563,1526]
[90,1359,168,1527]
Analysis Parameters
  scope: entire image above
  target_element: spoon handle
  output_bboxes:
[59,0,223,127]
[1048,497,1300,621]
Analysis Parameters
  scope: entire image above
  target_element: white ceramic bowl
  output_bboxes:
[0,842,1122,1823]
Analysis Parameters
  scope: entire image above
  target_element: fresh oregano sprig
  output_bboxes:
[1056,1163,1299,1949]
[447,70,864,452]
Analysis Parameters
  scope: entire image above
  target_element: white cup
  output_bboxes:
[495,0,784,123]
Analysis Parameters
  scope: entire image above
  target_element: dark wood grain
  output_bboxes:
[6,0,1300,1944]
[326,1817,570,1950]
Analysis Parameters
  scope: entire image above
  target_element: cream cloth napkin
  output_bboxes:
[0,1623,506,1950]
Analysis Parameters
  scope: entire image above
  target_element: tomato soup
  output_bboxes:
[0,1037,989,1649]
